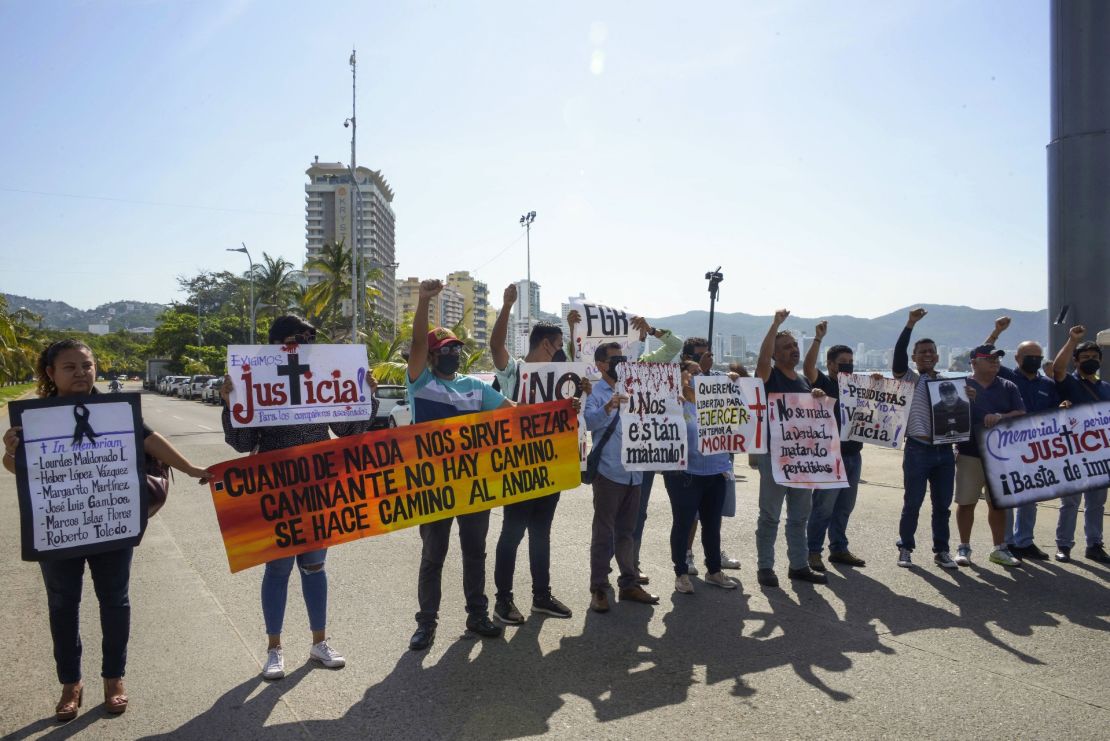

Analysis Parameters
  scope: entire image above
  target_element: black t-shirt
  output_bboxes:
[813,371,863,456]
[765,366,811,394]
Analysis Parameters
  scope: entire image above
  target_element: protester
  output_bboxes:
[952,345,1025,567]
[986,317,1059,559]
[584,342,661,611]
[406,280,514,650]
[802,322,867,571]
[753,310,827,587]
[1050,325,1110,564]
[666,361,738,594]
[221,315,377,677]
[488,284,578,623]
[890,309,959,568]
[3,339,210,720]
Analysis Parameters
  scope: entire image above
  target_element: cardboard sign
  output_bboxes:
[768,393,847,489]
[226,343,374,428]
[694,376,768,454]
[9,393,148,561]
[837,373,916,448]
[926,378,971,444]
[515,361,592,470]
[617,362,687,471]
[207,400,580,572]
[979,402,1110,509]
[571,301,638,364]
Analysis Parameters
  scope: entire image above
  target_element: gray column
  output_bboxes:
[1047,0,1110,355]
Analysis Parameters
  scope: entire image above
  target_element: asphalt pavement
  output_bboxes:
[1,382,1107,740]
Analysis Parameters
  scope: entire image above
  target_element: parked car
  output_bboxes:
[203,378,224,404]
[187,374,216,400]
[372,385,406,428]
[388,398,411,428]
[169,377,193,397]
[159,375,185,394]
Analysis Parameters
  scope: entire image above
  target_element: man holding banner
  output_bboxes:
[802,322,867,571]
[1050,326,1110,564]
[488,284,576,624]
[407,280,514,651]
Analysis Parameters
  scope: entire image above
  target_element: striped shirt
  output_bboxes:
[900,369,947,443]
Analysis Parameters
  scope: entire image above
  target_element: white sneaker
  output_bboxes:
[705,571,737,590]
[685,550,699,576]
[955,545,972,567]
[675,574,694,594]
[262,648,285,680]
[309,639,346,669]
[719,550,741,570]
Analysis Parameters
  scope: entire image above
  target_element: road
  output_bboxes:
[1,383,1108,739]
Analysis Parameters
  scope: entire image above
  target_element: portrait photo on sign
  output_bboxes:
[926,378,971,444]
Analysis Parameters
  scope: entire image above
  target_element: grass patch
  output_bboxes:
[0,382,36,409]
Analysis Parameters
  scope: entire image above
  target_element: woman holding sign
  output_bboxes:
[3,339,211,721]
[219,316,377,680]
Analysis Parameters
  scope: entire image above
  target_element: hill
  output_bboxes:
[3,294,168,331]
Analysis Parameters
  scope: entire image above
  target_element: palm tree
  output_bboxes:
[304,240,384,341]
[0,297,41,384]
[252,253,300,326]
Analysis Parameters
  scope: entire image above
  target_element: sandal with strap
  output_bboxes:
[103,677,128,715]
[56,682,83,722]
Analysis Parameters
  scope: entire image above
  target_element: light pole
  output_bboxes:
[519,210,536,331]
[227,243,255,344]
[344,48,359,342]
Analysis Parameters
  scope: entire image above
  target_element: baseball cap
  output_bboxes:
[428,327,463,351]
[971,344,1005,359]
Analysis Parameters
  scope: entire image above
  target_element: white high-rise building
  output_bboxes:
[304,158,397,328]
[511,279,541,357]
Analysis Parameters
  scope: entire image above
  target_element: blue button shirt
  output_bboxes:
[584,379,642,486]
[997,366,1060,413]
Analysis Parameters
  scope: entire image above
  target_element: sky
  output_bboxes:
[0,0,1050,319]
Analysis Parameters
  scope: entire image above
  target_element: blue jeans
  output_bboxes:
[663,472,725,576]
[39,547,133,684]
[1056,488,1107,549]
[494,493,561,603]
[1005,502,1040,548]
[632,471,656,566]
[262,549,328,635]
[898,440,955,553]
[807,451,862,554]
[755,455,813,571]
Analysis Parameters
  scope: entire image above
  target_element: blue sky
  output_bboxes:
[0,0,1049,319]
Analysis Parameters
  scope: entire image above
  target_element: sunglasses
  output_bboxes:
[284,331,316,344]
[436,345,462,355]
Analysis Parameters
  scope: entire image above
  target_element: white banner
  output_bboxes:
[516,361,592,470]
[571,301,638,365]
[617,362,687,471]
[694,376,768,454]
[226,344,374,428]
[837,373,916,449]
[926,378,971,444]
[980,402,1110,509]
[768,393,847,489]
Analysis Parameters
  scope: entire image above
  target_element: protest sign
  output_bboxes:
[693,376,768,454]
[570,301,637,363]
[768,393,847,489]
[516,361,591,470]
[927,378,971,444]
[9,393,148,561]
[617,362,687,471]
[837,373,915,448]
[226,343,374,428]
[979,402,1110,509]
[207,400,580,572]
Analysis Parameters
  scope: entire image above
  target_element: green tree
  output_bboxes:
[253,253,301,326]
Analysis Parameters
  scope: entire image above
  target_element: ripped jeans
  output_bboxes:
[261,549,328,635]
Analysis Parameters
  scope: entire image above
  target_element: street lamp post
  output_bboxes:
[519,210,536,334]
[227,243,255,344]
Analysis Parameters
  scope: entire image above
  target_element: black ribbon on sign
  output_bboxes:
[72,404,99,446]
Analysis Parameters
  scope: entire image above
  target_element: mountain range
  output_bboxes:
[3,294,168,331]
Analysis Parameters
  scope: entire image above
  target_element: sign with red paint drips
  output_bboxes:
[768,393,847,489]
[617,362,687,471]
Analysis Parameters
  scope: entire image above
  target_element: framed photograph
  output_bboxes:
[8,393,148,561]
[926,379,971,444]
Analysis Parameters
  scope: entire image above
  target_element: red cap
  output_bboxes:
[427,327,463,351]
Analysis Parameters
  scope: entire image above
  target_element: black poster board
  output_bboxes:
[8,392,148,561]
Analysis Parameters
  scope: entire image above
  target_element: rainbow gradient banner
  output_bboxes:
[208,400,580,572]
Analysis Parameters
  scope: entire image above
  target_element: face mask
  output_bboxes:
[1020,356,1043,373]
[837,362,854,375]
[1079,358,1101,376]
[551,348,567,363]
[689,352,703,363]
[435,354,461,375]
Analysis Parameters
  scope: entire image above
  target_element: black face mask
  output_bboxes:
[605,356,626,380]
[435,354,461,375]
[689,352,703,363]
[551,348,567,363]
[1020,355,1043,374]
[837,362,854,375]
[1079,358,1101,376]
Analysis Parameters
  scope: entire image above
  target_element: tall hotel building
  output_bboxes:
[304,158,398,327]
